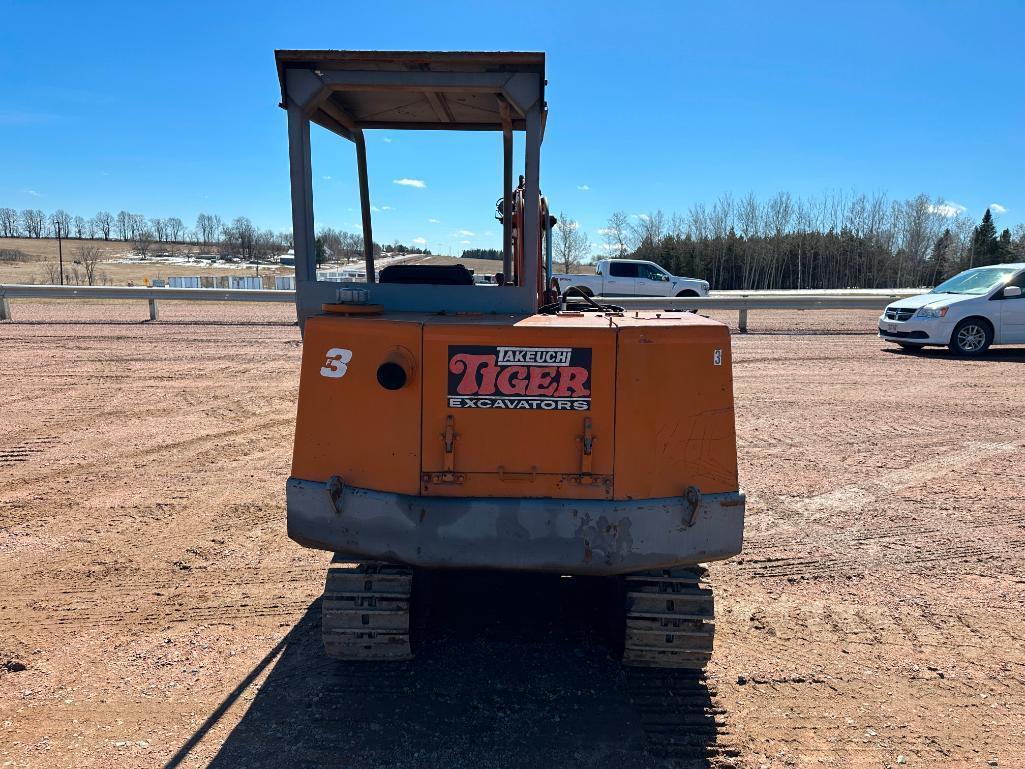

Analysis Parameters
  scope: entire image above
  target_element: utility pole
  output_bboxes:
[55,217,65,286]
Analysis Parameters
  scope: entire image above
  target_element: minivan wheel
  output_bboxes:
[949,318,992,356]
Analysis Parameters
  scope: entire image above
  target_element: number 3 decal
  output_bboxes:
[320,348,353,378]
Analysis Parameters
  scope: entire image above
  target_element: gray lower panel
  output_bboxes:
[286,478,745,576]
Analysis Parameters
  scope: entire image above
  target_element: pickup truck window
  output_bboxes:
[638,263,667,281]
[609,262,639,278]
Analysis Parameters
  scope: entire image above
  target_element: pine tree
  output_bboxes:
[997,228,1013,263]
[970,208,999,266]
[930,228,956,282]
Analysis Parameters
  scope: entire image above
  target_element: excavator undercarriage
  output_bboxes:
[320,561,715,669]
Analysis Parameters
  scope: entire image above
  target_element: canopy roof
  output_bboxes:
[275,50,545,136]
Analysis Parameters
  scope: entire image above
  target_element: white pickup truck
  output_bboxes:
[552,259,709,297]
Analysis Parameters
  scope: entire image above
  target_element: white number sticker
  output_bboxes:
[320,348,353,378]
[713,349,722,366]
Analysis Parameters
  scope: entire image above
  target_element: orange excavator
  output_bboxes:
[276,50,744,667]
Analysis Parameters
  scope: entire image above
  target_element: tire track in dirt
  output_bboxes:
[795,440,1018,516]
[0,414,294,496]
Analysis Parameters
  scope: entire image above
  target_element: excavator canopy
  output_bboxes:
[275,50,545,136]
[275,50,547,324]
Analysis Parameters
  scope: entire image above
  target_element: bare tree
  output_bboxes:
[74,243,103,285]
[165,217,185,242]
[41,260,61,283]
[116,210,131,240]
[225,216,257,259]
[128,213,145,240]
[195,213,223,245]
[133,228,154,258]
[150,217,168,242]
[602,211,630,258]
[72,215,86,239]
[554,211,591,274]
[0,207,19,237]
[51,209,72,238]
[93,211,113,240]
[630,210,667,245]
[21,209,46,238]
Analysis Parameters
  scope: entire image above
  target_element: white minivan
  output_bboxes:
[879,263,1025,355]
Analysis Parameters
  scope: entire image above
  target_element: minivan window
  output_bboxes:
[932,267,1020,295]
[609,262,639,278]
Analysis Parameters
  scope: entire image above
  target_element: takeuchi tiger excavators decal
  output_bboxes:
[447,345,592,410]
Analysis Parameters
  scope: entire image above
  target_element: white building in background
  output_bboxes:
[316,266,376,282]
[168,276,202,288]
[229,276,263,290]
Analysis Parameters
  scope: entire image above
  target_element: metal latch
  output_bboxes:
[425,416,464,485]
[442,415,457,472]
[577,417,594,475]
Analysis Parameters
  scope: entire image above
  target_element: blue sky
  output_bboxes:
[2,0,1023,254]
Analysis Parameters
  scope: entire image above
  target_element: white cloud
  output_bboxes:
[577,184,590,191]
[370,205,394,213]
[990,203,1008,214]
[428,218,440,224]
[322,175,332,181]
[412,236,427,245]
[454,229,475,237]
[382,137,393,143]
[927,202,967,218]
[631,213,650,222]
[25,189,42,197]
[596,227,613,236]
[460,240,472,245]
[393,178,426,189]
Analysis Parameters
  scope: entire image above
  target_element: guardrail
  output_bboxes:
[599,293,921,332]
[0,284,293,321]
[0,283,922,331]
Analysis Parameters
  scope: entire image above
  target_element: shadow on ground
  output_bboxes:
[168,572,725,769]
[882,345,1025,362]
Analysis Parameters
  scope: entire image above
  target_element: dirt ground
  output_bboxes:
[1,303,1023,769]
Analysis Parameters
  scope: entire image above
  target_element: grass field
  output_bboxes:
[0,237,296,286]
[0,238,539,287]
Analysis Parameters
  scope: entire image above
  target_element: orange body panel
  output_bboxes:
[291,315,423,495]
[612,316,738,497]
[290,309,739,502]
[420,316,616,499]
